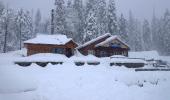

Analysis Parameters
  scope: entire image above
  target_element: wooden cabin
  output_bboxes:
[77,33,130,57]
[24,34,78,57]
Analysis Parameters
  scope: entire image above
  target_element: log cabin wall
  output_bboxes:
[25,40,77,57]
[95,47,128,57]
[78,36,129,57]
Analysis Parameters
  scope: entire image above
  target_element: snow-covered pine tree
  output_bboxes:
[24,10,34,39]
[73,0,84,43]
[135,20,143,51]
[142,19,152,51]
[54,0,67,34]
[14,9,33,50]
[151,11,158,50]
[0,1,5,52]
[96,0,107,36]
[118,14,128,43]
[107,0,118,35]
[34,9,42,34]
[127,11,142,51]
[0,7,15,52]
[151,12,165,54]
[41,18,51,34]
[65,0,75,38]
[0,1,4,16]
[83,0,98,42]
[162,9,170,55]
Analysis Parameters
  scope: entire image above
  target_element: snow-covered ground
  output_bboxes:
[0,50,170,100]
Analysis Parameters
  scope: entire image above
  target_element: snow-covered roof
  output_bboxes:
[24,34,72,45]
[95,36,117,47]
[95,36,129,48]
[77,33,111,49]
[15,53,69,62]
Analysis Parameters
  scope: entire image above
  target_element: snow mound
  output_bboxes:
[15,53,68,62]
[74,50,84,57]
[129,51,160,60]
[71,54,100,62]
[111,57,146,63]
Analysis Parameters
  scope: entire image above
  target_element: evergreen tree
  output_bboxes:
[0,7,15,52]
[142,19,152,51]
[118,14,128,42]
[0,1,5,52]
[107,0,118,35]
[41,18,51,34]
[151,11,158,50]
[96,0,107,36]
[0,1,4,16]
[83,0,98,42]
[162,9,170,55]
[34,9,42,34]
[54,0,67,34]
[65,0,75,38]
[15,9,33,50]
[127,11,142,51]
[73,0,84,43]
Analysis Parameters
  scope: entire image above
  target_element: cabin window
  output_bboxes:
[52,48,64,54]
[110,43,121,48]
[88,50,95,55]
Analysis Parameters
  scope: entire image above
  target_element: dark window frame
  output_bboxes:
[52,48,65,54]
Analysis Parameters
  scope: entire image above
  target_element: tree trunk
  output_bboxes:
[3,23,8,53]
[19,23,22,50]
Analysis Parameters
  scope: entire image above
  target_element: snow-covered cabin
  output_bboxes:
[77,33,130,57]
[24,34,78,57]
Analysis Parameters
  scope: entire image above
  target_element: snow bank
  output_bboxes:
[129,50,160,60]
[71,54,100,62]
[160,56,170,63]
[15,53,68,62]
[110,57,146,63]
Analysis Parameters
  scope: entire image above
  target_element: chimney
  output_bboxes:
[51,9,54,34]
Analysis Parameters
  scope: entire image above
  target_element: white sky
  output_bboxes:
[1,0,170,20]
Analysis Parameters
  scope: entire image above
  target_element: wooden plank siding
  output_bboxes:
[78,35,129,57]
[95,47,128,57]
[24,40,78,57]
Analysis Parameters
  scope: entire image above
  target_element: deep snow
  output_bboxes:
[0,50,170,100]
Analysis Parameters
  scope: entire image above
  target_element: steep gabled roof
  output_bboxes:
[95,35,118,47]
[24,34,73,45]
[95,35,130,49]
[77,33,111,49]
